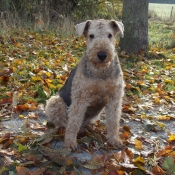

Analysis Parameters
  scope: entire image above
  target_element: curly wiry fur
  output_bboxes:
[45,19,125,150]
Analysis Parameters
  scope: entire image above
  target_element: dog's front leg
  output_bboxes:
[64,100,88,150]
[105,87,124,148]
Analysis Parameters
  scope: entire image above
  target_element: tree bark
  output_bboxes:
[119,0,149,54]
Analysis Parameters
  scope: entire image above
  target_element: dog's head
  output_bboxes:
[75,19,124,68]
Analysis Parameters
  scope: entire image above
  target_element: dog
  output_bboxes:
[45,19,125,150]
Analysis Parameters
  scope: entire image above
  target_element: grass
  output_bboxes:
[148,20,175,48]
[149,3,175,18]
[148,3,175,48]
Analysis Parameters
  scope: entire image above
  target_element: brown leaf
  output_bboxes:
[0,133,11,143]
[16,103,37,112]
[0,68,13,76]
[120,131,130,140]
[152,166,165,175]
[0,98,12,105]
[121,147,134,163]
[123,125,131,132]
[37,18,44,25]
[117,170,125,175]
[122,105,136,114]
[157,145,173,157]
[108,170,119,175]
[16,166,30,175]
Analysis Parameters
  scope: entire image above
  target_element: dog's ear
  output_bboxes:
[75,20,91,37]
[109,20,124,38]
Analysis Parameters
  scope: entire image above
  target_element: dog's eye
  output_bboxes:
[108,33,112,38]
[89,34,94,39]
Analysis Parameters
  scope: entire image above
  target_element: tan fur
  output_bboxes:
[45,19,125,150]
[45,96,68,128]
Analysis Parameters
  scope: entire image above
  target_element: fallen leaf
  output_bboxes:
[16,166,29,175]
[168,133,175,141]
[135,139,143,150]
[152,165,165,175]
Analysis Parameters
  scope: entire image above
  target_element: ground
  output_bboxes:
[0,19,175,175]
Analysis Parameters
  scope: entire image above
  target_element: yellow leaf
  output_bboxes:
[164,96,171,101]
[45,79,52,83]
[134,139,143,150]
[137,80,145,86]
[169,134,175,141]
[56,75,61,79]
[15,43,22,47]
[45,71,51,77]
[170,55,175,59]
[19,115,25,119]
[134,156,145,164]
[154,97,160,104]
[31,76,42,81]
[168,151,175,156]
[57,84,63,89]
[74,45,79,49]
[157,116,170,121]
[164,79,174,85]
[45,61,50,66]
[47,83,56,89]
[156,122,165,129]
[165,65,172,70]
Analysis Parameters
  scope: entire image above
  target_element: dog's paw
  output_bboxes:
[64,139,77,151]
[108,137,124,149]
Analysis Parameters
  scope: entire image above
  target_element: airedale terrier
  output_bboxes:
[45,19,125,150]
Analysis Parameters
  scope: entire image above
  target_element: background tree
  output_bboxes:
[119,0,149,54]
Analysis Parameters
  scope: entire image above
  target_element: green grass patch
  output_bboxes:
[148,20,174,48]
[149,3,175,18]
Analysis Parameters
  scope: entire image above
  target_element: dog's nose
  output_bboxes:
[97,51,107,61]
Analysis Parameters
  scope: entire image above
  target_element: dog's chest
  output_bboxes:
[87,79,116,106]
[91,80,115,95]
[83,80,116,118]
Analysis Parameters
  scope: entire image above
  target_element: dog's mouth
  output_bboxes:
[92,60,111,69]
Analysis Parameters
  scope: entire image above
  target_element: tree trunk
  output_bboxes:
[119,0,149,54]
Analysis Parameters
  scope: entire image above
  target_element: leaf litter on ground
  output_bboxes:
[0,25,175,174]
